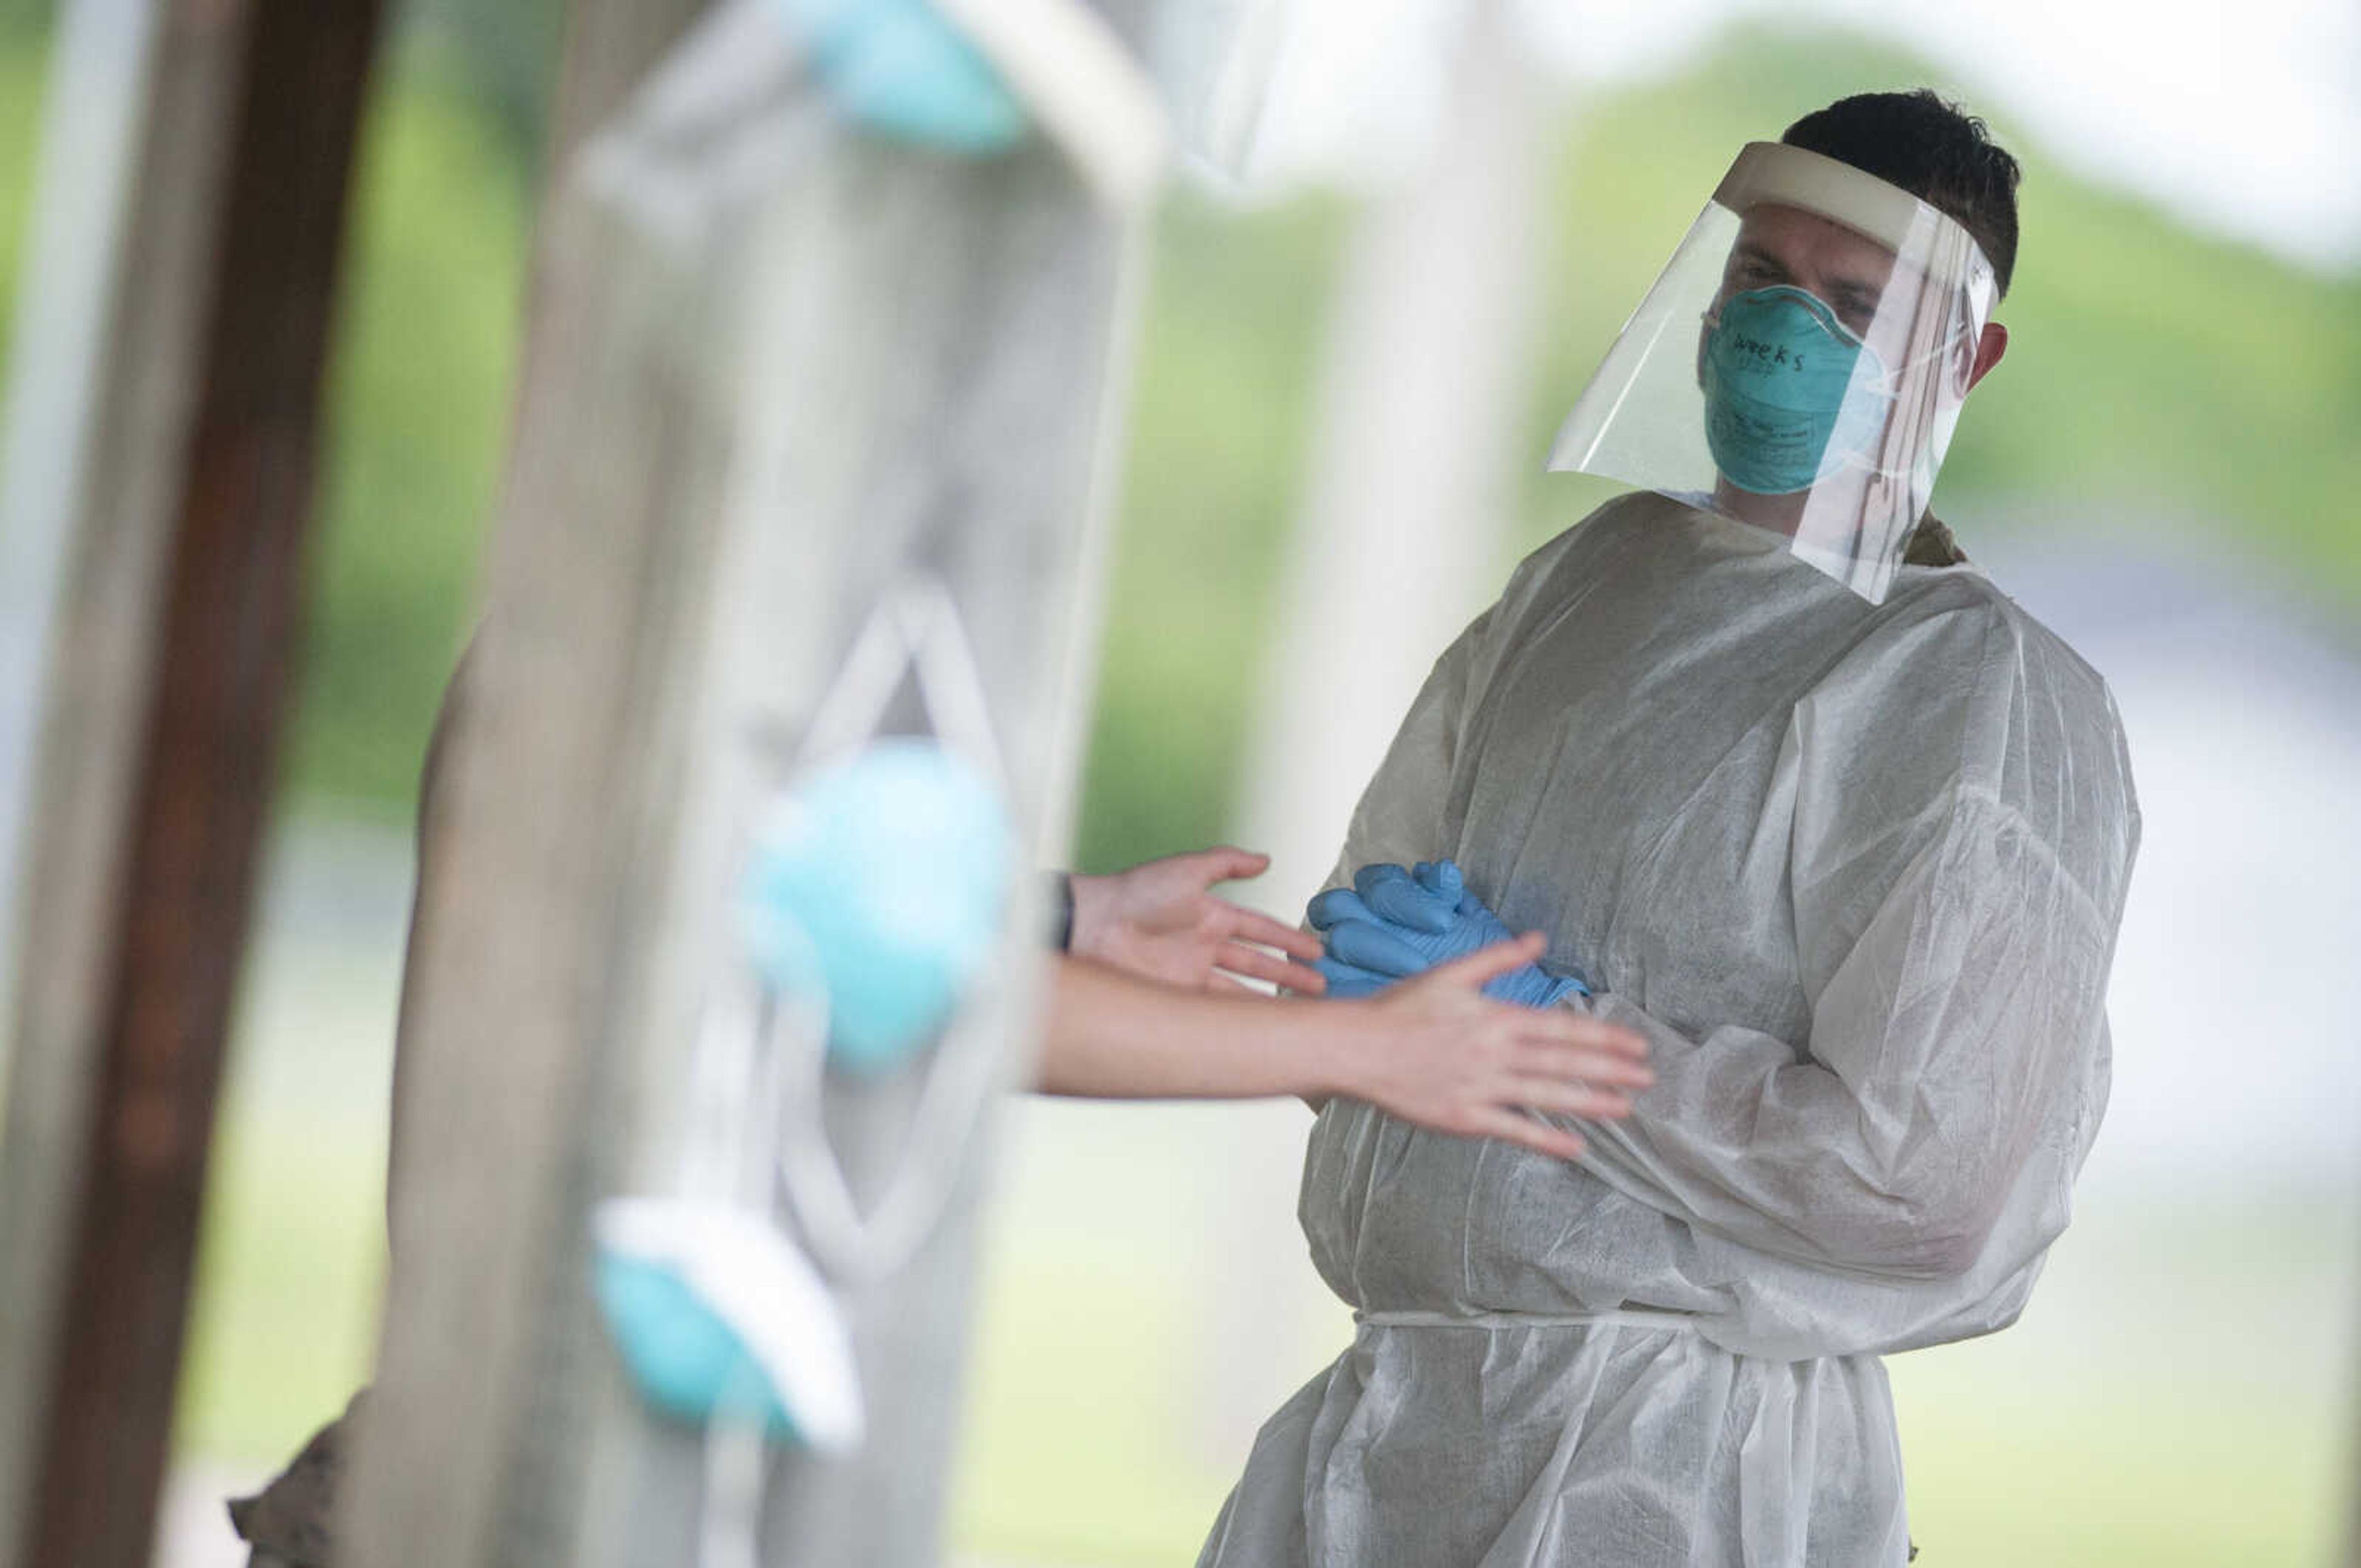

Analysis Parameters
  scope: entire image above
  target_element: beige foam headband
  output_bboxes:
[1713,140,1995,305]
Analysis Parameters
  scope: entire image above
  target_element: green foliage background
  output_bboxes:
[3,17,2351,861]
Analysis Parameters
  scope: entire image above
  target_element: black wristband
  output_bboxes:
[1045,870,1075,951]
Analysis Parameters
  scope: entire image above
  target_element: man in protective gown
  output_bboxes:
[1198,92,2139,1567]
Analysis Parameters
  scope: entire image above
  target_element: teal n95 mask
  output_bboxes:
[1701,285,1891,496]
[1548,141,1996,602]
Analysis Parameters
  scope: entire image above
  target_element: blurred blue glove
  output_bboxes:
[742,740,1013,1073]
[1307,860,1588,1009]
[781,0,1029,151]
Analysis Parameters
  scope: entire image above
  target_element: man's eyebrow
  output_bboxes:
[1734,242,1789,275]
[1826,277,1883,313]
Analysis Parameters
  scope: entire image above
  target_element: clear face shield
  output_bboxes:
[1545,142,1998,602]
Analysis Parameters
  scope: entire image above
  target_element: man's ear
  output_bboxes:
[1966,320,2009,393]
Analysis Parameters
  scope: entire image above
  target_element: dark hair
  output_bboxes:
[1781,90,2022,298]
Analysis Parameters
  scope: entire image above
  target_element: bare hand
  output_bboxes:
[1347,934,1651,1160]
[1070,846,1327,995]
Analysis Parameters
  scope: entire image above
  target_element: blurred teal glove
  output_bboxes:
[742,739,1013,1072]
[780,0,1028,150]
[1308,860,1588,1008]
[593,1198,863,1451]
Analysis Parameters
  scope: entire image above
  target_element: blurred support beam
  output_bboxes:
[0,1,387,1566]
[543,0,706,167]
[335,2,725,1559]
[341,2,1166,1562]
[1212,0,1560,1461]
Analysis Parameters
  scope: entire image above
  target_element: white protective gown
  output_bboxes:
[1199,492,2138,1567]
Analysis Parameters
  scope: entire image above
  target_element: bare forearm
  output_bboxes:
[1037,955,1347,1103]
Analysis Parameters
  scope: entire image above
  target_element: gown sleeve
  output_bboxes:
[1566,597,2140,1283]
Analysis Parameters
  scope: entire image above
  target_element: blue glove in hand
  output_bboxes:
[782,0,1029,151]
[1307,860,1588,1008]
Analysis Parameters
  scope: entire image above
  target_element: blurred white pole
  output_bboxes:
[1034,0,1289,861]
[1203,0,1561,1463]
[0,0,162,1082]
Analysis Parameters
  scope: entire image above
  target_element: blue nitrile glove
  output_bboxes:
[780,0,1029,151]
[1307,860,1588,1009]
[1305,861,1476,997]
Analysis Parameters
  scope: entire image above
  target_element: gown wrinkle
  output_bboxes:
[1201,493,2137,1567]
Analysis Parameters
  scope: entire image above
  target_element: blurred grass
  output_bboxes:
[949,1242,1242,1564]
[173,1110,386,1461]
[1892,1371,2335,1565]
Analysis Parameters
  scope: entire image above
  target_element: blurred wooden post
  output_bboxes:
[339,1,1166,1562]
[0,1,385,1566]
